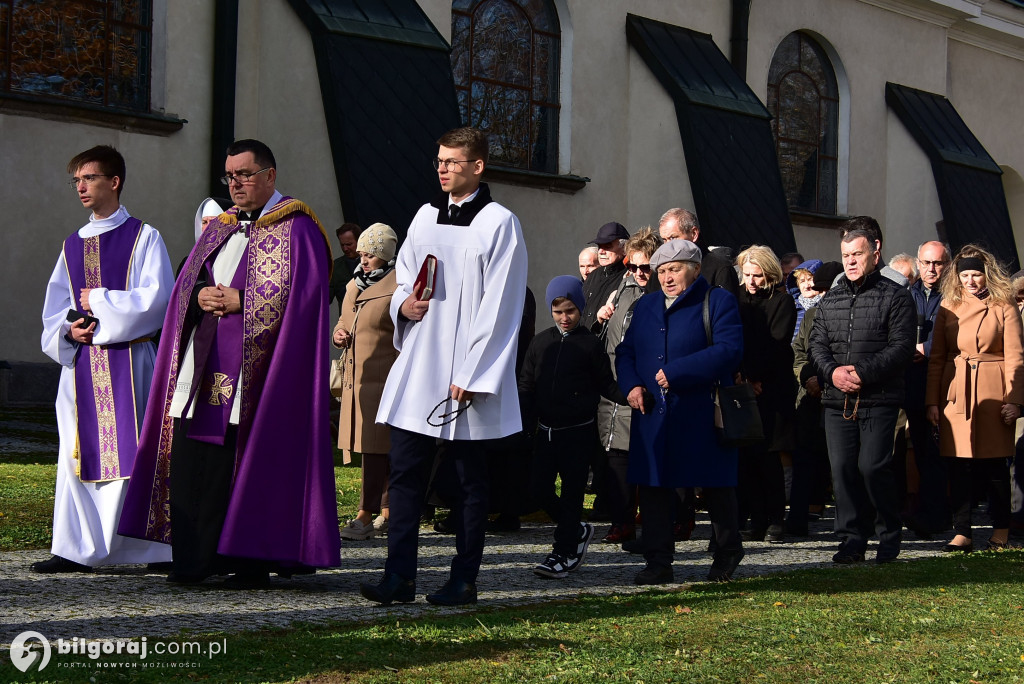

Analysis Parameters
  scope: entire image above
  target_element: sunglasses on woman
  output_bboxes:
[626,263,652,275]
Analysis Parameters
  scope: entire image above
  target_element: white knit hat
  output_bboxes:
[356,222,397,261]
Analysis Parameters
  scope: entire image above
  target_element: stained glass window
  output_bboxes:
[767,32,838,215]
[452,0,560,174]
[0,0,152,112]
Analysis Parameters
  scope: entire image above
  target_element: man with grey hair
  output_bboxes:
[809,223,916,564]
[903,240,952,536]
[578,246,600,281]
[888,254,918,286]
[658,208,738,296]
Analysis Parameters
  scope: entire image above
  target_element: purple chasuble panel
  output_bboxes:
[62,217,144,482]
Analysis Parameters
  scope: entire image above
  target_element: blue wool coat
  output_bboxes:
[615,276,744,488]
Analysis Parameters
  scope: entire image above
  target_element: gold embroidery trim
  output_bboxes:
[83,235,120,480]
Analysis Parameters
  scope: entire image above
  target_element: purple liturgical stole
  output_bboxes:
[183,236,249,444]
[63,217,144,482]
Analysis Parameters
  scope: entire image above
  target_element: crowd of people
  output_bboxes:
[33,130,1024,602]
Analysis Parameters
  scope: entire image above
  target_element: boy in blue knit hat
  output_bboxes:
[519,275,628,578]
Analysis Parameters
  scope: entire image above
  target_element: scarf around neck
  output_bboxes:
[353,260,395,291]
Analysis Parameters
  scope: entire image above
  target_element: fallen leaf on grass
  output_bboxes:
[773,602,787,608]
[674,605,692,614]
[559,643,572,655]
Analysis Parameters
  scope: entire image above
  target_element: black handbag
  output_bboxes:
[703,289,765,448]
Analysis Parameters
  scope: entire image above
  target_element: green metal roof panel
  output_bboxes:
[626,14,770,119]
[885,82,1001,173]
[289,0,449,50]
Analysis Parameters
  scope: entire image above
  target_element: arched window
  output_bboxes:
[451,0,560,173]
[0,0,152,113]
[767,32,838,215]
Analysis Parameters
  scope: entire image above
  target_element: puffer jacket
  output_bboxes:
[808,269,916,408]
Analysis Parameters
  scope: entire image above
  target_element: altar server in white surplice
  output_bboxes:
[362,127,527,607]
[35,145,173,572]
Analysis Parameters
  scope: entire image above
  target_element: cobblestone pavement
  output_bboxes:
[1,513,946,646]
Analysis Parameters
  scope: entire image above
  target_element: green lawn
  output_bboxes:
[0,406,364,552]
[5,407,1024,683]
[3,551,1022,683]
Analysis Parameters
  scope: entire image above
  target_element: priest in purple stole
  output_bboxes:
[119,139,341,586]
[37,145,174,573]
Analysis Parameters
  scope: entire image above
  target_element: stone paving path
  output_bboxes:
[1,514,946,646]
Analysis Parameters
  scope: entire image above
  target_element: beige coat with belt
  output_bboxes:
[925,294,1024,458]
[333,270,398,461]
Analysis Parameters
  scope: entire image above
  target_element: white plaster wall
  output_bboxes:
[1002,166,1024,266]
[884,110,945,256]
[747,0,950,257]
[0,0,216,363]
[234,0,343,234]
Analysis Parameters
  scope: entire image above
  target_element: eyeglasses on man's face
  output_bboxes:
[626,263,652,275]
[917,259,948,269]
[220,167,272,186]
[68,174,110,187]
[432,158,478,172]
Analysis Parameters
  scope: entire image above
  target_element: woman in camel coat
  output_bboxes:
[333,223,399,540]
[926,245,1024,552]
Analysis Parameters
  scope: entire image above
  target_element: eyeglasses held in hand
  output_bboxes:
[68,174,110,187]
[220,168,272,185]
[426,394,473,427]
[626,263,652,275]
[432,158,478,172]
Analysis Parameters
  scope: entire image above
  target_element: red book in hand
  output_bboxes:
[413,254,438,301]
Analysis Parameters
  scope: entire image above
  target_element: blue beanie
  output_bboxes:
[545,275,585,314]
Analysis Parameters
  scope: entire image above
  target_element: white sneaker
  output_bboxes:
[574,523,595,569]
[372,515,388,535]
[339,518,377,541]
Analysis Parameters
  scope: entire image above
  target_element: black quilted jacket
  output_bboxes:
[808,269,917,408]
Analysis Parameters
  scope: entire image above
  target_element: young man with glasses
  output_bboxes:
[120,139,341,587]
[36,145,174,573]
[362,127,528,607]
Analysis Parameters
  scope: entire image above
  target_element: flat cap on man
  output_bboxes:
[650,239,702,269]
[589,221,629,245]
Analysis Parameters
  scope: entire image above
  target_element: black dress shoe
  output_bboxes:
[433,517,456,534]
[30,556,92,573]
[426,578,477,606]
[224,571,271,589]
[166,571,208,584]
[487,514,521,533]
[146,562,174,573]
[634,564,674,585]
[707,549,745,582]
[621,538,644,554]
[832,549,865,564]
[942,541,973,553]
[360,574,416,605]
[740,528,766,542]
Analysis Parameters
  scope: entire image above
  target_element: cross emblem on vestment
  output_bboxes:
[206,372,235,406]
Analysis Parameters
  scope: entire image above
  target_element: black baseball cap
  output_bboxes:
[589,221,629,245]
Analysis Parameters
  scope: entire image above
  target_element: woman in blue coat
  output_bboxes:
[616,239,745,584]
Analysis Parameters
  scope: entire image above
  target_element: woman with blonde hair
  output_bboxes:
[734,245,797,543]
[926,244,1024,551]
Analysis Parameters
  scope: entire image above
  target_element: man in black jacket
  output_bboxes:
[658,208,739,297]
[809,224,916,564]
[581,222,629,331]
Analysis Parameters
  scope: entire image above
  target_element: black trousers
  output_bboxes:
[169,420,248,577]
[638,485,741,570]
[738,402,785,530]
[824,405,902,553]
[947,457,1011,536]
[385,426,489,583]
[605,447,636,527]
[905,405,950,531]
[530,423,595,556]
